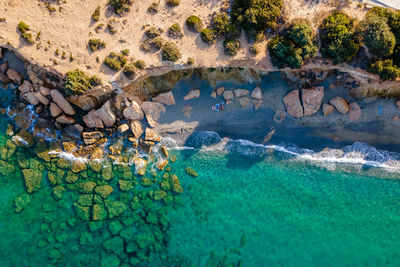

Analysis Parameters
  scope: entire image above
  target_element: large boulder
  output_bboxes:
[329,96,349,114]
[82,131,104,145]
[23,92,39,105]
[234,89,249,98]
[6,69,23,85]
[145,128,161,142]
[130,121,143,139]
[34,92,50,105]
[322,103,334,116]
[302,86,324,116]
[50,89,75,115]
[250,86,262,100]
[18,80,33,94]
[123,101,144,121]
[153,91,175,105]
[183,89,200,100]
[141,101,165,125]
[283,90,303,118]
[348,102,362,122]
[50,102,62,117]
[95,100,116,127]
[83,110,104,128]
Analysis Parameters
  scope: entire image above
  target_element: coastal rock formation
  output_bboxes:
[50,89,75,115]
[56,115,76,124]
[145,128,161,142]
[238,97,251,108]
[23,92,39,106]
[50,103,62,117]
[22,169,43,193]
[83,110,104,128]
[141,101,165,126]
[6,69,23,85]
[130,121,143,139]
[302,86,324,116]
[234,89,249,98]
[82,131,104,145]
[251,87,262,100]
[152,91,175,105]
[95,100,116,127]
[34,92,50,105]
[123,101,144,121]
[117,124,129,133]
[12,129,34,148]
[19,80,33,94]
[348,102,362,122]
[322,103,334,116]
[183,89,200,100]
[216,87,225,96]
[329,97,349,114]
[283,90,303,118]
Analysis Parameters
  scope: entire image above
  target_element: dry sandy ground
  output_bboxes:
[0,0,370,89]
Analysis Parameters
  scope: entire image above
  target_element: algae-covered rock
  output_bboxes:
[95,185,113,199]
[152,190,167,201]
[6,139,16,159]
[22,168,43,193]
[94,194,104,204]
[146,210,158,225]
[48,248,62,260]
[160,179,170,191]
[14,193,31,213]
[76,181,97,193]
[163,195,174,205]
[0,159,15,178]
[103,236,124,255]
[53,185,66,200]
[92,203,108,221]
[89,160,102,172]
[55,232,69,243]
[67,217,76,227]
[80,231,94,246]
[56,157,71,169]
[119,179,135,191]
[126,240,138,253]
[185,167,198,177]
[141,177,153,187]
[71,159,87,173]
[77,194,93,206]
[47,170,64,185]
[0,147,7,160]
[12,129,34,148]
[102,165,113,181]
[170,174,183,194]
[88,221,104,232]
[101,253,120,267]
[109,221,123,235]
[105,200,127,219]
[134,157,147,175]
[74,203,91,221]
[136,231,155,249]
[65,171,79,183]
[130,196,143,210]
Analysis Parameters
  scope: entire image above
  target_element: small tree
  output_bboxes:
[368,59,400,80]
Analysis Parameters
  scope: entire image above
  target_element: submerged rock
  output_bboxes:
[251,86,262,100]
[185,131,221,148]
[74,203,91,221]
[136,232,155,249]
[223,90,234,100]
[92,203,108,221]
[76,181,97,193]
[22,169,43,193]
[234,89,249,98]
[141,101,165,125]
[95,185,113,199]
[185,167,198,177]
[105,200,127,219]
[170,174,183,194]
[184,89,200,100]
[12,130,34,148]
[14,193,32,213]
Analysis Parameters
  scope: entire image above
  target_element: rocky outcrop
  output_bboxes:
[183,89,200,101]
[6,69,23,85]
[123,101,144,121]
[95,100,116,127]
[50,89,75,115]
[141,101,165,127]
[283,90,303,118]
[83,110,104,128]
[152,91,175,105]
[302,86,324,116]
[329,96,349,114]
[56,115,76,124]
[22,169,43,193]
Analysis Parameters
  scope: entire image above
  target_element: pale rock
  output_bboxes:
[253,99,263,110]
[141,101,165,125]
[216,87,225,95]
[83,110,103,128]
[145,128,161,142]
[95,100,116,127]
[118,124,129,133]
[19,80,33,94]
[152,91,175,105]
[130,121,143,138]
[6,69,23,85]
[223,90,234,100]
[234,89,249,98]
[123,101,144,121]
[322,103,334,116]
[50,89,75,115]
[34,92,50,105]
[23,92,39,105]
[347,102,362,122]
[283,90,303,118]
[56,115,76,124]
[0,61,8,73]
[329,96,349,114]
[183,89,200,100]
[210,91,217,98]
[39,86,50,96]
[49,102,62,117]
[251,87,262,100]
[302,86,324,116]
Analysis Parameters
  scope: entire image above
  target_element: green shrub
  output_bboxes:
[223,39,241,55]
[18,21,34,44]
[201,28,216,45]
[268,23,317,69]
[107,19,117,34]
[368,59,400,80]
[166,0,180,7]
[65,69,91,95]
[123,63,137,79]
[133,60,146,69]
[89,75,102,86]
[212,13,230,37]
[162,42,181,61]
[145,26,162,38]
[360,14,395,57]
[18,21,30,33]
[320,11,360,63]
[150,37,165,50]
[186,15,203,32]
[187,57,195,65]
[21,32,34,44]
[104,51,128,71]
[92,6,100,21]
[168,23,183,38]
[121,49,130,56]
[231,0,283,37]
[88,38,106,51]
[108,0,132,14]
[147,2,159,14]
